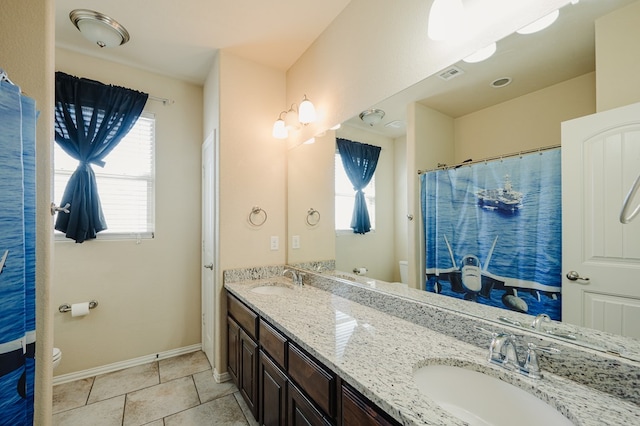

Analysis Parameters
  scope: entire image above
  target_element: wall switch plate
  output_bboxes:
[292,235,300,249]
[270,236,279,250]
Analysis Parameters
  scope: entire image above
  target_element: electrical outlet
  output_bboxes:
[270,236,279,250]
[292,235,300,249]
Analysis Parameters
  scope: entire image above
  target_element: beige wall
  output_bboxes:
[287,132,336,264]
[454,72,596,161]
[334,126,395,282]
[596,0,640,112]
[204,51,287,376]
[1,1,54,424]
[53,48,203,375]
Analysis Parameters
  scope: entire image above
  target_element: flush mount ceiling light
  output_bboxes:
[359,109,386,126]
[516,9,559,35]
[272,95,317,139]
[69,9,130,48]
[463,42,497,64]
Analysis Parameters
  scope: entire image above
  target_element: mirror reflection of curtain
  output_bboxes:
[53,72,148,243]
[0,79,36,424]
[336,138,381,234]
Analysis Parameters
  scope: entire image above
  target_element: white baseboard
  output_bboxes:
[53,344,202,386]
[213,368,231,383]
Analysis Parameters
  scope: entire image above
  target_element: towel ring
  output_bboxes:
[620,173,640,224]
[249,206,267,226]
[306,208,321,226]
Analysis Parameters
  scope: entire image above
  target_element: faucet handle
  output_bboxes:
[523,342,560,378]
[531,313,551,330]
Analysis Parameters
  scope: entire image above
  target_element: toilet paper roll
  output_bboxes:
[71,302,90,317]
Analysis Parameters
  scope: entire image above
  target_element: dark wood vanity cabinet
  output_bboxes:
[227,292,398,426]
[341,384,398,426]
[227,294,259,420]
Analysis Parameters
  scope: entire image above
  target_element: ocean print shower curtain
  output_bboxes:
[0,79,36,424]
[421,148,562,320]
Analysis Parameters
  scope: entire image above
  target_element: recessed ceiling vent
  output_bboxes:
[490,77,512,88]
[438,66,465,81]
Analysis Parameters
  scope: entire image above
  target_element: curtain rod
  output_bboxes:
[417,144,560,175]
[148,94,174,106]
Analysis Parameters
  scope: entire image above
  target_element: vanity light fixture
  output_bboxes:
[428,0,465,41]
[272,95,317,138]
[463,42,497,64]
[359,109,386,126]
[69,9,130,48]
[516,9,560,35]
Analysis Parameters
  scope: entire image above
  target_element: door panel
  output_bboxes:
[562,101,640,337]
[201,131,216,365]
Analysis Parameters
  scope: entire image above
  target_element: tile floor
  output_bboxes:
[52,351,259,426]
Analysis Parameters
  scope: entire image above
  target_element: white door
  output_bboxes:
[562,102,640,338]
[201,131,217,365]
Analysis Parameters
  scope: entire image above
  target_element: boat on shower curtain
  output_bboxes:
[0,76,36,425]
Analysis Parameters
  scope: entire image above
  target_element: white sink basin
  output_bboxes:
[413,364,573,426]
[250,285,294,295]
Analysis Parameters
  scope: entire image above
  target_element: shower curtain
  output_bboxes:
[421,148,562,320]
[0,79,36,425]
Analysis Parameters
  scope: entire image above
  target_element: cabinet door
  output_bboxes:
[259,350,287,426]
[341,384,398,426]
[288,382,329,426]
[227,316,240,386]
[239,328,259,420]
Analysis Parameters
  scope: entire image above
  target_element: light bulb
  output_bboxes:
[428,0,465,41]
[517,10,559,35]
[463,43,497,63]
[298,95,317,124]
[272,119,288,139]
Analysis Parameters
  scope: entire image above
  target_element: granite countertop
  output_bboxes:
[225,278,640,426]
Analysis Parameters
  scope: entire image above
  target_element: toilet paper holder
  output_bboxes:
[59,300,99,313]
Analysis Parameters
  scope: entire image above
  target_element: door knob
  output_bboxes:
[203,263,213,270]
[566,271,589,282]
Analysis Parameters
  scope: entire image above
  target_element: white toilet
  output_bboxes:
[53,347,62,370]
[399,260,408,284]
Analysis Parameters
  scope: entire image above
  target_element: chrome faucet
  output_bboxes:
[531,313,551,331]
[282,269,305,286]
[488,333,559,379]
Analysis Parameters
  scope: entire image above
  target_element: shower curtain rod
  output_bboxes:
[417,144,561,175]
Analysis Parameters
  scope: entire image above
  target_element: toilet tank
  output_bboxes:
[399,260,408,284]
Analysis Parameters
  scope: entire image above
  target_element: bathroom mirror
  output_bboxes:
[287,0,640,352]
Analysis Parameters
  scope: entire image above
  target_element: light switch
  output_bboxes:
[292,235,300,249]
[270,236,279,250]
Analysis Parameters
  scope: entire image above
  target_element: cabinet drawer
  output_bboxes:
[288,344,336,418]
[341,384,398,426]
[260,319,287,369]
[227,294,258,340]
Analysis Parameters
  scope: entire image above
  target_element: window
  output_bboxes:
[54,113,156,239]
[335,152,376,231]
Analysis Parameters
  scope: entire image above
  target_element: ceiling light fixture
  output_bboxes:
[516,9,559,35]
[490,77,512,88]
[428,0,465,41]
[272,95,317,139]
[359,109,385,126]
[69,9,130,48]
[463,42,497,63]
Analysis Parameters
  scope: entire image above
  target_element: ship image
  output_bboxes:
[476,175,523,213]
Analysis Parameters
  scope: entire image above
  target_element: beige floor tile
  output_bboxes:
[53,395,125,426]
[234,391,258,426]
[159,351,211,382]
[164,394,249,426]
[88,362,159,404]
[141,421,164,426]
[52,377,94,414]
[193,370,238,403]
[123,376,199,425]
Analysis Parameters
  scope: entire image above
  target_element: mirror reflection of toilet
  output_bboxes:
[53,347,62,370]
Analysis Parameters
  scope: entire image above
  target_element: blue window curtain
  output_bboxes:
[54,72,148,243]
[336,138,381,234]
